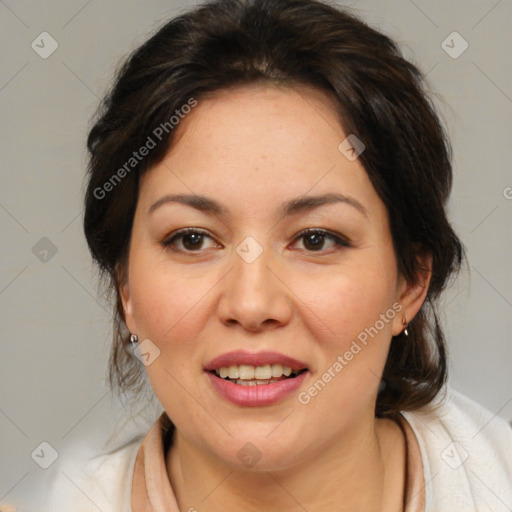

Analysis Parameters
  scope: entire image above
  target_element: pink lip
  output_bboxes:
[206,370,309,407]
[203,350,308,372]
[204,350,310,407]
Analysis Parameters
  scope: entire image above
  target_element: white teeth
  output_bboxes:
[271,364,283,378]
[227,365,239,379]
[238,380,257,386]
[214,364,296,380]
[254,364,272,380]
[238,365,255,380]
[235,379,281,386]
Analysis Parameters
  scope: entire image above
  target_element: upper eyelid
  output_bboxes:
[298,227,349,240]
[163,227,215,244]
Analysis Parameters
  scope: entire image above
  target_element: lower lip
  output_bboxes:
[206,371,309,407]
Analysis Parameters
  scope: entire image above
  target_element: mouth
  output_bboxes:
[205,356,310,406]
[209,364,309,386]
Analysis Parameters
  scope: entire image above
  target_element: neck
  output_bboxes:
[166,417,405,512]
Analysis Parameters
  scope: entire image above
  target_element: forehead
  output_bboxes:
[138,84,384,222]
[170,83,343,157]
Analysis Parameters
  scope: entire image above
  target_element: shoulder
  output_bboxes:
[44,434,143,512]
[401,386,512,512]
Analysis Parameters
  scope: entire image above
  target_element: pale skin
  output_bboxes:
[121,84,431,511]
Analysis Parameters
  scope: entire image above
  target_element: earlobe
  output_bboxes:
[117,262,136,332]
[393,254,432,336]
[120,281,132,317]
[120,280,138,334]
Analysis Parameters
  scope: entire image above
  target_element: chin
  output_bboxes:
[201,430,306,473]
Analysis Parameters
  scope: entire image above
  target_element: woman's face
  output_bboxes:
[121,84,426,470]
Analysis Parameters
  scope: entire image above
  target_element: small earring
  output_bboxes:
[130,334,138,349]
[401,318,409,336]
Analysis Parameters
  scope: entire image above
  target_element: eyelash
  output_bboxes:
[161,227,351,253]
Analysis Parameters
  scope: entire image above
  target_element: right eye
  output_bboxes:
[162,228,221,253]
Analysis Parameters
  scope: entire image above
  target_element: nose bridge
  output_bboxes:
[217,235,291,329]
[231,235,276,300]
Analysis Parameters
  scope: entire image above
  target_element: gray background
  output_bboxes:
[1,0,511,508]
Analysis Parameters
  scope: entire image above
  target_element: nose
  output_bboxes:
[216,241,293,332]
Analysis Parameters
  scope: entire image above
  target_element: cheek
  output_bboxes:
[128,267,218,416]
[130,270,213,347]
[294,252,399,408]
[300,259,398,345]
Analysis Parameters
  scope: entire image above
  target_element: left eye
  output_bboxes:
[293,229,350,252]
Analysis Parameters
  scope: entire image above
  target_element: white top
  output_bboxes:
[4,387,511,511]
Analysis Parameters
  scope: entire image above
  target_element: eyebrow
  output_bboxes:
[148,192,368,218]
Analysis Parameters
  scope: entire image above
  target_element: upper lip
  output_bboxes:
[204,350,309,372]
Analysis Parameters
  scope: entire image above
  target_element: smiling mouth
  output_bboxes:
[210,364,308,386]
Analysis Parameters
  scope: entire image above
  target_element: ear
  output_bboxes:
[392,253,432,336]
[117,263,137,334]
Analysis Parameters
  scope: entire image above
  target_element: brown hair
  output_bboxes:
[84,0,464,417]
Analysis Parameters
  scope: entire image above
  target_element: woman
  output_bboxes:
[41,0,512,510]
